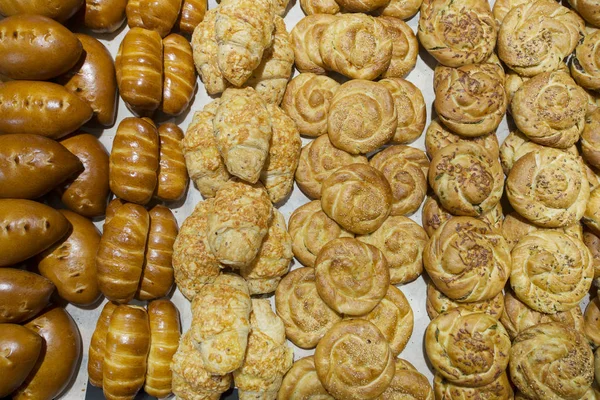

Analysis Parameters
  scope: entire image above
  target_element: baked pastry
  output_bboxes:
[244,16,294,105]
[418,0,496,67]
[511,230,593,313]
[321,163,393,235]
[278,356,334,400]
[281,73,340,137]
[434,62,507,137]
[434,372,514,400]
[378,17,418,79]
[315,319,395,400]
[509,322,594,399]
[328,80,397,154]
[424,217,511,302]
[295,135,368,199]
[379,358,433,400]
[492,0,528,28]
[126,0,181,38]
[584,229,600,280]
[88,302,118,388]
[501,211,583,250]
[370,145,429,216]
[191,274,252,375]
[172,199,222,301]
[379,78,426,144]
[275,267,341,348]
[512,71,587,149]
[426,282,504,321]
[428,142,504,216]
[300,0,339,14]
[571,30,600,92]
[346,285,413,356]
[377,0,421,18]
[291,14,337,75]
[239,209,292,295]
[506,147,589,228]
[425,118,499,160]
[319,14,392,80]
[191,9,228,95]
[336,0,389,12]
[214,87,272,183]
[272,0,291,15]
[569,0,600,27]
[358,216,427,285]
[584,187,600,234]
[233,299,293,400]
[498,0,584,76]
[582,110,600,170]
[206,181,273,267]
[288,200,353,268]
[315,238,390,316]
[585,297,600,348]
[214,0,274,87]
[426,309,510,387]
[421,195,453,237]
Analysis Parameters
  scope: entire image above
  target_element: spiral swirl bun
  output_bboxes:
[379,18,419,79]
[506,147,590,228]
[509,322,594,400]
[425,119,499,160]
[501,211,583,250]
[568,0,600,29]
[429,142,504,217]
[512,71,587,149]
[426,282,504,321]
[434,372,514,400]
[425,309,511,387]
[433,63,507,137]
[336,0,389,12]
[498,0,584,77]
[584,230,600,280]
[424,217,511,303]
[380,358,433,400]
[278,356,334,400]
[492,0,528,28]
[315,319,396,400]
[378,0,422,19]
[291,14,337,75]
[584,187,600,235]
[379,78,426,144]
[418,0,496,67]
[571,31,600,91]
[582,109,600,170]
[584,297,600,348]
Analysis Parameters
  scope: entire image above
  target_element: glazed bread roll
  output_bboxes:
[191,274,252,375]
[315,238,390,316]
[103,305,151,400]
[260,104,302,203]
[378,17,418,79]
[88,302,118,387]
[291,14,337,75]
[379,78,426,144]
[0,270,53,325]
[319,14,392,80]
[215,0,274,87]
[434,372,513,400]
[109,117,159,205]
[370,145,429,216]
[506,147,589,228]
[172,199,221,301]
[379,359,433,400]
[498,0,584,76]
[162,34,196,116]
[275,267,341,348]
[336,0,388,12]
[571,30,600,92]
[83,0,127,32]
[358,216,427,285]
[512,71,587,149]
[191,9,228,95]
[315,320,395,400]
[511,230,593,313]
[126,0,181,38]
[509,322,594,399]
[426,309,510,387]
[214,87,272,183]
[240,209,293,295]
[501,211,583,250]
[300,0,339,14]
[346,285,413,356]
[97,203,150,303]
[585,297,600,348]
[426,282,504,320]
[207,181,273,267]
[321,163,393,235]
[569,0,600,27]
[156,123,189,202]
[115,27,163,116]
[0,0,82,22]
[178,0,207,34]
[434,62,507,137]
[378,0,422,19]
[281,73,340,137]
[145,299,181,398]
[244,16,294,105]
[425,119,499,160]
[233,299,293,399]
[0,324,43,398]
[278,356,334,400]
[295,135,368,199]
[429,142,504,216]
[424,217,511,302]
[419,0,496,67]
[583,109,600,170]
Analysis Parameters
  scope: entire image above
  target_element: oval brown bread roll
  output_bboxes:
[110,117,159,205]
[0,199,70,267]
[0,134,83,199]
[13,307,81,400]
[116,27,163,116]
[97,203,150,303]
[37,210,101,306]
[145,299,181,398]
[103,305,151,400]
[0,14,82,80]
[178,0,207,34]
[162,34,196,116]
[88,301,118,387]
[126,0,182,37]
[0,81,93,139]
[156,123,189,202]
[0,269,54,323]
[57,34,118,127]
[83,0,127,32]
[0,0,83,22]
[104,198,125,225]
[137,205,177,301]
[0,324,42,398]
[60,133,110,218]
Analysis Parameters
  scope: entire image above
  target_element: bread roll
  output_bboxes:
[585,297,600,348]
[434,372,513,400]
[104,198,125,225]
[97,203,150,303]
[583,110,600,170]
[421,195,453,237]
[426,119,499,160]
[426,282,504,321]
[584,229,600,281]
[83,0,127,32]
[155,123,189,202]
[377,0,421,19]
[278,356,334,400]
[295,135,368,199]
[0,324,43,398]
[379,78,426,144]
[571,30,600,92]
[336,0,388,12]
[126,0,181,37]
[178,0,207,34]
[492,0,528,27]
[291,14,337,75]
[378,17,418,79]
[109,117,159,205]
[88,302,118,387]
[161,34,196,116]
[0,269,54,324]
[300,0,339,14]
[569,0,600,27]
[501,211,583,251]
[191,9,228,95]
[0,0,82,22]
[380,359,433,400]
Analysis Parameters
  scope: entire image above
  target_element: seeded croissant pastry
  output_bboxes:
[379,78,426,144]
[568,0,600,28]
[191,9,228,96]
[425,119,499,160]
[378,17,419,79]
[291,14,337,75]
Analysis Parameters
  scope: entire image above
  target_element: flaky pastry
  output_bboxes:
[300,0,340,14]
[191,9,228,96]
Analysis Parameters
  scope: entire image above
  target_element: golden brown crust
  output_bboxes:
[162,33,196,116]
[426,282,504,321]
[84,0,127,32]
[421,195,453,237]
[378,17,418,79]
[291,14,337,74]
[300,0,339,13]
[88,302,118,387]
[501,211,583,250]
[278,356,334,399]
[156,123,189,202]
[583,109,600,170]
[0,0,82,22]
[492,0,528,28]
[379,358,433,400]
[569,0,600,27]
[584,229,600,279]
[178,0,207,34]
[426,120,499,160]
[571,30,600,92]
[434,372,513,400]
[126,0,181,37]
[379,78,426,144]
[336,0,388,12]
[585,297,600,348]
[191,9,228,95]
